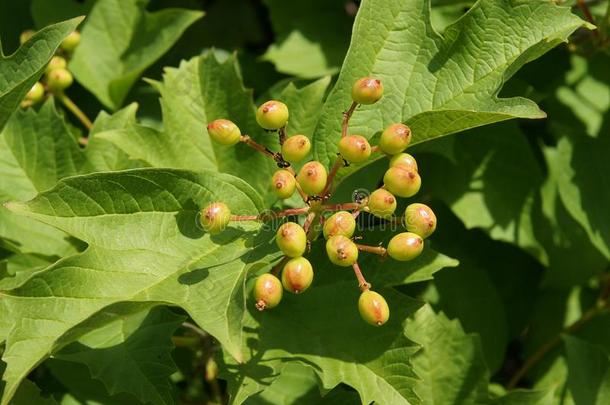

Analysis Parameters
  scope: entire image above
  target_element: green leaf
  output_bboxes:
[55,306,184,405]
[262,0,353,78]
[11,379,57,405]
[564,335,610,405]
[69,0,202,109]
[248,363,321,404]
[98,53,277,198]
[0,253,52,291]
[312,0,588,168]
[0,17,83,131]
[31,0,95,29]
[0,169,275,405]
[406,305,489,405]
[491,387,557,405]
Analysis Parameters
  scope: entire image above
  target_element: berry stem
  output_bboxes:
[57,92,93,131]
[278,126,287,145]
[321,156,344,199]
[240,135,275,157]
[322,202,362,211]
[302,211,317,234]
[355,243,387,257]
[230,207,310,222]
[342,101,358,138]
[284,166,309,203]
[352,262,371,291]
[370,145,380,153]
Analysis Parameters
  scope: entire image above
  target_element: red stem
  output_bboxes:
[278,126,287,145]
[356,243,387,257]
[322,202,361,212]
[342,102,358,138]
[321,156,345,199]
[352,262,370,291]
[230,207,310,221]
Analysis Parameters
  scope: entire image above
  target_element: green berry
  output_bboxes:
[61,31,81,52]
[206,119,241,146]
[323,211,356,239]
[281,135,311,163]
[256,100,289,130]
[367,189,397,219]
[383,166,421,198]
[404,203,436,239]
[200,202,231,234]
[339,135,371,163]
[281,257,314,294]
[276,222,307,257]
[46,56,67,73]
[254,273,283,310]
[379,123,412,155]
[387,232,424,261]
[271,169,296,199]
[297,161,328,196]
[24,82,45,104]
[325,235,358,267]
[46,68,73,92]
[20,30,35,44]
[389,153,418,172]
[358,290,390,326]
[351,77,383,105]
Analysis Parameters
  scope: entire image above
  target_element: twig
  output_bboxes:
[182,322,208,339]
[302,212,316,233]
[57,92,93,130]
[356,243,387,257]
[322,202,362,211]
[352,262,370,291]
[278,126,287,145]
[342,101,358,138]
[321,156,345,199]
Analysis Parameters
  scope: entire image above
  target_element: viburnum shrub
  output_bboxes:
[202,77,436,326]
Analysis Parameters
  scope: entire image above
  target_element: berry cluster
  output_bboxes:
[20,29,81,108]
[201,77,436,326]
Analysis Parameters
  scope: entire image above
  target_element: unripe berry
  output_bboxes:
[46,68,73,92]
[206,119,241,146]
[256,100,289,130]
[297,161,328,196]
[339,135,371,163]
[281,257,314,294]
[46,56,67,73]
[253,273,282,310]
[383,167,421,198]
[276,222,307,257]
[200,202,231,234]
[351,77,383,105]
[323,211,356,239]
[379,123,412,155]
[61,31,81,52]
[404,203,437,239]
[389,153,418,172]
[325,235,358,267]
[281,135,311,163]
[24,82,45,104]
[367,189,396,219]
[271,169,296,199]
[20,30,35,44]
[358,290,390,326]
[387,232,424,261]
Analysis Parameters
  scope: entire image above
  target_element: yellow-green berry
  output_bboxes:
[379,123,412,155]
[358,290,390,326]
[351,77,383,105]
[254,273,283,310]
[367,189,397,219]
[61,31,81,52]
[207,119,241,146]
[256,100,289,130]
[46,68,73,92]
[389,153,418,172]
[271,169,296,199]
[20,30,35,44]
[339,135,371,163]
[383,166,421,198]
[276,222,307,257]
[281,257,314,294]
[325,235,358,267]
[46,56,67,73]
[200,202,231,234]
[323,211,356,239]
[387,232,424,261]
[404,203,436,239]
[297,161,328,196]
[281,135,311,163]
[24,82,45,104]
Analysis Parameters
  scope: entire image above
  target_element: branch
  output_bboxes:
[57,93,93,131]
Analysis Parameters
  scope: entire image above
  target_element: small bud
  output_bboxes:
[325,235,358,267]
[253,273,283,310]
[281,257,314,294]
[61,31,81,52]
[207,119,241,146]
[404,203,436,239]
[276,222,307,257]
[389,153,418,172]
[379,123,412,155]
[24,82,45,104]
[358,290,390,326]
[387,232,424,261]
[323,211,356,239]
[199,202,231,234]
[297,161,328,196]
[351,77,383,105]
[281,135,311,163]
[20,30,35,44]
[339,135,371,163]
[256,100,289,130]
[46,56,67,73]
[271,169,296,199]
[367,189,397,219]
[46,68,73,92]
[383,166,421,198]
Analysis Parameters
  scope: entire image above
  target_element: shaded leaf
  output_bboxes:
[564,335,610,405]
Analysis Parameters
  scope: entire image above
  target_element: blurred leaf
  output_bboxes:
[491,387,556,405]
[564,335,610,405]
[70,0,202,109]
[31,0,94,28]
[262,0,353,78]
[0,17,82,131]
